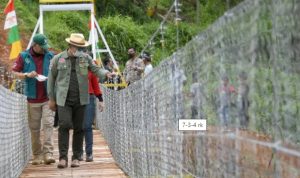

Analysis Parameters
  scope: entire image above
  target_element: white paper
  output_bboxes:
[35,74,48,82]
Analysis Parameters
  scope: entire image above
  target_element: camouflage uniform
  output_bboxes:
[123,57,144,84]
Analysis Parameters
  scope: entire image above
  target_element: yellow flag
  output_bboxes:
[9,40,22,60]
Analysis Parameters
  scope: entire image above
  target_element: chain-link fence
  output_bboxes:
[0,86,31,178]
[96,0,300,177]
[0,65,25,94]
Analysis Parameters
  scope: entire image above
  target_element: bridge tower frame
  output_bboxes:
[27,0,119,72]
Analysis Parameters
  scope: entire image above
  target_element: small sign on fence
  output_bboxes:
[178,119,206,131]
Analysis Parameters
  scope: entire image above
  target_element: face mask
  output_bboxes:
[74,50,83,57]
[128,53,134,59]
[74,48,85,57]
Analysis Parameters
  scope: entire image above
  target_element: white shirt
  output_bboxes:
[144,64,153,76]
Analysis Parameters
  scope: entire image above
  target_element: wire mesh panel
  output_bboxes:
[0,86,31,178]
[96,0,300,177]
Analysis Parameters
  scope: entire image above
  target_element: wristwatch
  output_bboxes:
[24,73,28,78]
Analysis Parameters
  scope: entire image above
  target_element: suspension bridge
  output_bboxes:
[1,0,300,177]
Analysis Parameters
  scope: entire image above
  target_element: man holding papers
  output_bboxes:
[12,33,56,166]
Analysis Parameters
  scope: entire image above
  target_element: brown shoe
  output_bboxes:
[71,159,80,168]
[57,159,68,169]
[44,153,56,164]
[32,155,43,165]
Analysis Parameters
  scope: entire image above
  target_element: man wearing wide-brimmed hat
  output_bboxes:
[47,33,113,168]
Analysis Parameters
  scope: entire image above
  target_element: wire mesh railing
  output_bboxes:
[0,86,31,178]
[0,0,299,177]
[96,0,300,177]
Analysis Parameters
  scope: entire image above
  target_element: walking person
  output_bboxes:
[82,70,104,162]
[237,71,250,128]
[190,72,205,119]
[217,75,237,127]
[47,33,113,168]
[12,34,56,165]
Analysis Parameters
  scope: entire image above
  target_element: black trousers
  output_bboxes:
[57,102,86,161]
[54,111,59,127]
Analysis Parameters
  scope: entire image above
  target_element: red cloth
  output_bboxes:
[12,48,48,103]
[88,71,102,95]
[219,84,236,94]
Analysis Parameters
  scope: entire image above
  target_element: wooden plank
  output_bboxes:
[20,130,128,178]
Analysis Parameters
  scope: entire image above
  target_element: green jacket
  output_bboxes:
[47,50,108,106]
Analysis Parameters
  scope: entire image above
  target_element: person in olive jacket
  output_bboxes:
[47,33,113,169]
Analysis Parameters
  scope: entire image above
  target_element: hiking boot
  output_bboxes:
[32,155,43,165]
[71,159,80,168]
[86,154,93,162]
[44,153,56,164]
[57,159,68,169]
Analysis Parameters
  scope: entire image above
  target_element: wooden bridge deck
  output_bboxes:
[20,130,127,178]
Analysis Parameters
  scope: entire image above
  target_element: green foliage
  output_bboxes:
[150,48,169,66]
[11,0,38,33]
[7,0,243,67]
[155,0,173,11]
[166,22,198,51]
[249,68,274,134]
[43,12,89,50]
[95,0,151,23]
[98,15,149,66]
[200,0,227,27]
